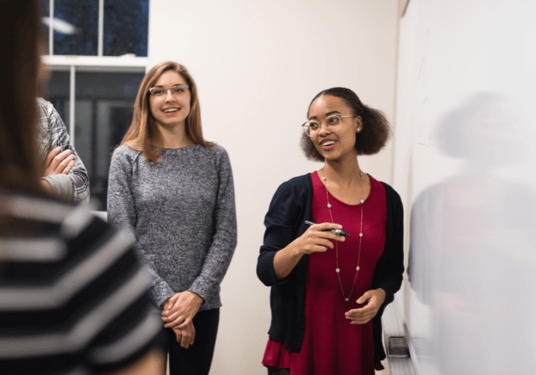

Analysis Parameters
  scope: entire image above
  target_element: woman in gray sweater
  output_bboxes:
[107,61,237,375]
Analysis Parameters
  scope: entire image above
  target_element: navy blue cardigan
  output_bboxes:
[257,173,404,364]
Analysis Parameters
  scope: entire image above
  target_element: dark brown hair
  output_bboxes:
[301,87,391,161]
[0,0,41,191]
[121,61,214,163]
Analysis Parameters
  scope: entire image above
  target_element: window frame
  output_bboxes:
[43,57,147,146]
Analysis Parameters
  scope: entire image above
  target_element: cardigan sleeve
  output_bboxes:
[107,146,175,307]
[188,147,238,303]
[376,183,405,300]
[257,179,306,287]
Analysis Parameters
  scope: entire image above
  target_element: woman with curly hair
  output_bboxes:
[257,87,404,375]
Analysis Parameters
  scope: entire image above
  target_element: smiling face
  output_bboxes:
[149,70,191,130]
[307,95,362,162]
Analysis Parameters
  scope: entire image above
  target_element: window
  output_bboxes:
[43,0,149,209]
[43,0,149,57]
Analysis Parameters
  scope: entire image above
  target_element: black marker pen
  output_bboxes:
[305,220,351,237]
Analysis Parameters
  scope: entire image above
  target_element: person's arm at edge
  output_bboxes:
[41,99,90,204]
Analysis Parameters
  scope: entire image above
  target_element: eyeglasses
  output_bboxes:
[148,84,189,98]
[302,114,355,137]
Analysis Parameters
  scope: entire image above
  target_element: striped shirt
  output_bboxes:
[37,98,90,204]
[0,192,163,374]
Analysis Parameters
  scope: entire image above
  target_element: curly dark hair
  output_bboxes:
[301,87,391,161]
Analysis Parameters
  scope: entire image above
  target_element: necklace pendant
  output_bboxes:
[345,298,349,302]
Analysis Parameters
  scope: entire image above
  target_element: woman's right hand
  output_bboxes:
[273,222,345,280]
[291,222,346,255]
[172,321,195,348]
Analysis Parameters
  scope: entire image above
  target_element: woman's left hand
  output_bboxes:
[162,291,204,329]
[344,288,386,325]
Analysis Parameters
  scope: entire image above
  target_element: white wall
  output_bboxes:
[149,1,399,373]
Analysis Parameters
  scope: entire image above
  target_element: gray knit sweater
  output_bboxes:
[107,144,237,310]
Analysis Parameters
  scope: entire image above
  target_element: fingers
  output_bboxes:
[162,297,172,310]
[173,328,182,343]
[345,307,376,324]
[349,314,375,325]
[345,305,373,318]
[176,324,195,348]
[180,331,190,348]
[300,222,346,255]
[175,317,192,330]
[162,294,184,316]
[307,223,346,242]
[165,293,182,312]
[356,290,374,305]
[307,238,334,251]
[345,294,381,324]
[55,154,75,174]
[164,317,185,328]
[313,222,342,230]
[45,147,62,166]
[44,149,73,176]
[169,293,181,304]
[62,160,75,174]
[161,309,180,322]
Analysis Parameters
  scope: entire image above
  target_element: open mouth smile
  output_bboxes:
[320,139,336,150]
[162,108,180,116]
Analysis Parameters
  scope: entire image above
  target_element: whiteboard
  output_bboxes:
[393,0,536,374]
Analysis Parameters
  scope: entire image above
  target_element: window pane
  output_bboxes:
[75,72,144,209]
[53,0,98,55]
[42,0,50,55]
[43,71,71,128]
[104,0,149,56]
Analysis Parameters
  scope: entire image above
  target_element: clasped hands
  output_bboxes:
[161,291,204,349]
[345,288,386,325]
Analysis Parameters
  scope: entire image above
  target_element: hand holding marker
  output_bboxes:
[305,220,351,237]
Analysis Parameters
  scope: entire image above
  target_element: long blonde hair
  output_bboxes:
[121,61,214,163]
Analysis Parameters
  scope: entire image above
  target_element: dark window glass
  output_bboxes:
[53,0,98,55]
[74,72,144,209]
[42,0,50,15]
[42,0,50,55]
[104,0,149,56]
[43,71,71,127]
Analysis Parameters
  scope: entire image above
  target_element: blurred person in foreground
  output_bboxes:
[0,1,165,374]
[37,97,90,204]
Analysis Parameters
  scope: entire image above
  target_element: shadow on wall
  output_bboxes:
[408,92,536,375]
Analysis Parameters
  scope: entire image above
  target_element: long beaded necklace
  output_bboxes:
[320,169,365,302]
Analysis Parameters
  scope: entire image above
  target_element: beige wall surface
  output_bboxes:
[148,1,399,373]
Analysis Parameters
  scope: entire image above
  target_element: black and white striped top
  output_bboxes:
[0,192,163,374]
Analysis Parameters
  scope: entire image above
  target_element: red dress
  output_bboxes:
[262,172,387,374]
